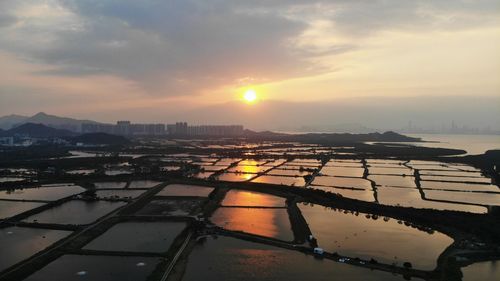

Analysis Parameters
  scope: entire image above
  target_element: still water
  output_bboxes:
[157,184,214,197]
[407,134,500,155]
[211,208,293,241]
[23,200,126,225]
[299,204,453,270]
[0,185,85,201]
[0,201,45,219]
[462,261,500,281]
[83,221,186,253]
[221,190,286,207]
[23,255,160,281]
[0,226,71,271]
[181,236,414,281]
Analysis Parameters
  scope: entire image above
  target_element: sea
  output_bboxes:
[405,134,500,155]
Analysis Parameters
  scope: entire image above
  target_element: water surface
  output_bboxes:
[221,190,286,207]
[252,175,306,186]
[462,261,500,281]
[23,200,126,225]
[377,187,486,213]
[299,204,453,270]
[0,185,85,201]
[181,236,412,281]
[0,201,45,219]
[157,184,214,197]
[0,226,71,271]
[83,221,186,252]
[211,208,293,241]
[23,255,160,281]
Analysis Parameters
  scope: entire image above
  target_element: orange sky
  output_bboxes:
[0,1,499,129]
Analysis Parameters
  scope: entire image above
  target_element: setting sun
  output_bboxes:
[243,89,257,103]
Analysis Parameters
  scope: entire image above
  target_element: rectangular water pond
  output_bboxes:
[156,184,214,197]
[320,166,364,177]
[325,160,363,168]
[83,221,186,253]
[180,236,412,281]
[311,176,372,190]
[211,207,293,241]
[23,255,160,281]
[299,203,453,270]
[309,185,375,202]
[377,186,486,213]
[136,199,204,216]
[420,181,499,192]
[420,175,491,184]
[424,189,500,206]
[368,167,413,176]
[221,190,286,207]
[419,170,484,177]
[23,200,126,225]
[95,189,146,200]
[0,201,45,219]
[128,180,161,189]
[368,175,416,188]
[251,175,306,186]
[0,226,71,272]
[217,172,256,182]
[266,168,310,177]
[462,261,500,281]
[227,165,270,174]
[0,185,85,201]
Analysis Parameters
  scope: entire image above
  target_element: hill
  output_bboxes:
[0,112,101,132]
[244,130,420,144]
[4,123,76,138]
[0,114,29,130]
[70,133,129,145]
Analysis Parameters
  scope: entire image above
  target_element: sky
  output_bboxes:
[0,0,499,130]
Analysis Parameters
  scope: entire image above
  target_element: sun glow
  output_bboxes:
[243,89,257,103]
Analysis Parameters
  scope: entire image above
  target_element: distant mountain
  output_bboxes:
[70,132,129,145]
[0,114,29,130]
[244,130,420,143]
[23,112,100,132]
[3,123,76,138]
[296,123,377,134]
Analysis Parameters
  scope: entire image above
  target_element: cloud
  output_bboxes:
[0,0,498,98]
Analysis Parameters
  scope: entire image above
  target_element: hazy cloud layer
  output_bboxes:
[0,0,499,131]
[1,0,498,96]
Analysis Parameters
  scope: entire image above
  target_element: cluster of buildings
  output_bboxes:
[82,121,244,137]
[0,136,68,147]
[400,120,498,135]
[82,121,166,136]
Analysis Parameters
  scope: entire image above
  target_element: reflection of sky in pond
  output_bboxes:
[0,185,85,201]
[23,200,126,225]
[462,261,500,281]
[217,172,256,182]
[221,190,286,207]
[84,222,186,253]
[252,175,306,186]
[211,208,293,241]
[299,204,453,270]
[368,175,416,188]
[181,236,412,281]
[0,226,71,272]
[157,184,214,197]
[377,187,486,213]
[0,201,45,219]
[24,255,160,281]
